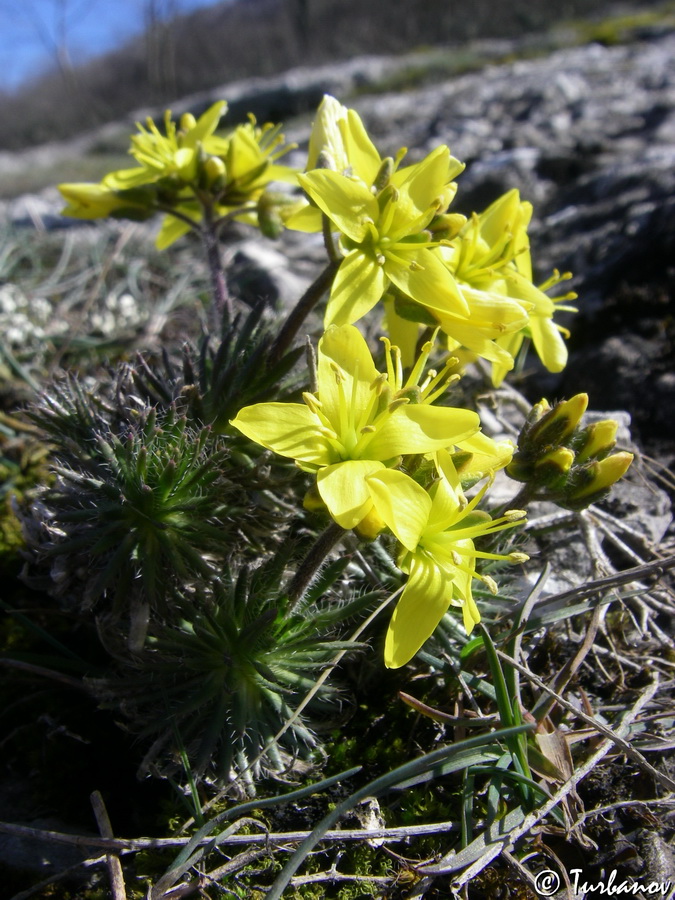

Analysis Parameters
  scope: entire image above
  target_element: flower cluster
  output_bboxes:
[506,392,634,509]
[286,95,577,384]
[232,324,526,667]
[59,101,296,248]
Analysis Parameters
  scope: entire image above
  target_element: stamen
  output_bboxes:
[380,337,396,389]
[387,397,410,413]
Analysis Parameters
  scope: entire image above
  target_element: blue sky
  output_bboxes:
[0,0,219,91]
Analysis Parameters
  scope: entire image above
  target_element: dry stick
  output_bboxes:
[420,674,662,883]
[528,553,675,612]
[529,603,601,722]
[90,791,127,900]
[497,650,675,792]
[576,797,675,824]
[156,848,270,900]
[0,818,457,854]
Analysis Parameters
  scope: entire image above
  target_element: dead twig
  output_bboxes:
[0,818,458,853]
[90,791,126,900]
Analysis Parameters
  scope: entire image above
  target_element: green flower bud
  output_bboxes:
[258,191,297,239]
[505,457,535,483]
[533,446,575,490]
[428,212,467,240]
[373,156,395,193]
[527,393,588,451]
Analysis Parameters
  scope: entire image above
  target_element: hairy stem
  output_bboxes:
[287,521,346,610]
[268,261,340,365]
[322,213,339,262]
[202,210,232,322]
[504,482,540,511]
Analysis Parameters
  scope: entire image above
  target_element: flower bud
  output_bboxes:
[373,157,395,193]
[354,506,386,540]
[180,112,197,132]
[428,212,467,240]
[564,452,634,508]
[203,156,226,187]
[527,393,588,451]
[573,419,619,463]
[533,446,575,490]
[303,484,327,514]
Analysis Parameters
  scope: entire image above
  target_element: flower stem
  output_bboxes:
[322,213,339,262]
[201,211,232,322]
[287,521,346,610]
[268,261,340,365]
[506,483,540,511]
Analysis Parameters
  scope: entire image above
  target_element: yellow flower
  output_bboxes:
[296,145,467,326]
[230,325,480,530]
[151,117,297,248]
[367,452,527,668]
[60,102,297,249]
[442,189,577,384]
[104,102,229,191]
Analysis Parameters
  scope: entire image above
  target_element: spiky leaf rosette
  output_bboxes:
[20,383,265,646]
[90,552,375,787]
[131,303,304,434]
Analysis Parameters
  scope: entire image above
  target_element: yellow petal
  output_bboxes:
[529,315,568,373]
[366,405,479,458]
[366,469,431,552]
[384,555,449,668]
[386,248,469,317]
[230,402,334,466]
[103,167,157,190]
[298,170,376,243]
[342,108,382,185]
[317,460,385,529]
[59,183,125,219]
[185,100,227,146]
[453,433,514,478]
[284,202,324,233]
[460,582,480,634]
[492,331,524,387]
[324,250,386,326]
[317,324,380,424]
[155,211,197,249]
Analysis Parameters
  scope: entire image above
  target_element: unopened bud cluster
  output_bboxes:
[507,393,633,510]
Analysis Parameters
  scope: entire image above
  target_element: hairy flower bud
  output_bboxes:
[563,451,634,509]
[573,419,619,463]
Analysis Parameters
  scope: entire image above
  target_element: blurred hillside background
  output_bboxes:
[0,0,669,150]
